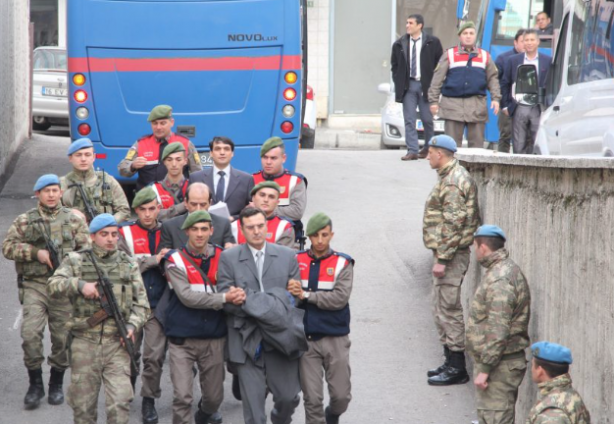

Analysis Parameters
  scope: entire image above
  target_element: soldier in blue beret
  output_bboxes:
[527,342,591,423]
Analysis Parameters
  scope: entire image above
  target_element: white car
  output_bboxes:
[32,47,69,131]
[300,85,316,149]
[377,82,444,148]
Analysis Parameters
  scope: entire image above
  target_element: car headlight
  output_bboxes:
[385,103,403,119]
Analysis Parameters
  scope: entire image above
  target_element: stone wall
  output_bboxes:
[457,149,614,422]
[0,1,31,185]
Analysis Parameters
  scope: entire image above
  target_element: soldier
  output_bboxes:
[2,174,90,409]
[423,135,480,385]
[118,187,169,424]
[288,213,354,424]
[466,225,530,424]
[48,213,150,424]
[151,143,190,221]
[232,182,295,248]
[118,105,202,190]
[60,138,131,224]
[162,210,246,424]
[526,341,591,423]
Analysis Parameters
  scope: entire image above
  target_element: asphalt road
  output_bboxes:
[0,129,476,423]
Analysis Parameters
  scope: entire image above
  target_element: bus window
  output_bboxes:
[567,2,589,85]
[494,0,545,40]
[545,13,569,107]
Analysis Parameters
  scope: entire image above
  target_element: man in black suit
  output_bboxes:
[391,14,443,161]
[158,182,235,250]
[190,137,254,221]
[501,29,551,154]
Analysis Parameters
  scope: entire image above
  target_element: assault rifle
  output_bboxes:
[84,250,138,371]
[69,182,98,222]
[36,219,61,270]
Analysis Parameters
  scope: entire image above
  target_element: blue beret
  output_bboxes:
[68,138,94,156]
[33,174,60,192]
[89,213,118,234]
[531,341,573,365]
[474,225,506,241]
[428,135,458,153]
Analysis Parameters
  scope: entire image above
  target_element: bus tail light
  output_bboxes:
[283,88,296,101]
[78,123,91,136]
[74,90,88,103]
[282,105,295,118]
[281,121,293,133]
[96,153,107,159]
[75,107,89,120]
[284,72,297,84]
[73,74,86,86]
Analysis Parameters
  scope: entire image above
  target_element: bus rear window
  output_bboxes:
[495,0,546,40]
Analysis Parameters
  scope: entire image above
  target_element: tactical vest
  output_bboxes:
[441,46,489,98]
[65,170,115,216]
[296,250,352,339]
[231,216,293,245]
[151,179,188,209]
[163,248,227,339]
[18,207,78,279]
[135,134,190,189]
[119,222,166,308]
[253,170,305,206]
[72,250,133,324]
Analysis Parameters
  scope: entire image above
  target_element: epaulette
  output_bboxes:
[163,249,177,263]
[119,220,137,228]
[334,251,355,266]
[138,133,154,141]
[277,216,295,226]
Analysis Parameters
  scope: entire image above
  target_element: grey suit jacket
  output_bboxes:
[158,212,235,251]
[190,166,255,219]
[217,242,301,364]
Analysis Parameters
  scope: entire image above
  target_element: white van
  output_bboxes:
[530,0,614,156]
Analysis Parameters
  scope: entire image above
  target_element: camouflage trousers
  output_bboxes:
[137,311,168,399]
[67,335,133,424]
[431,248,470,351]
[474,353,527,424]
[21,279,71,370]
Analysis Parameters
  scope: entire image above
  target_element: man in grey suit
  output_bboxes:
[190,136,254,221]
[217,207,304,424]
[158,183,235,250]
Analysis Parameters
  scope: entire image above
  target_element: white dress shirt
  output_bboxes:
[213,164,231,201]
[408,34,423,80]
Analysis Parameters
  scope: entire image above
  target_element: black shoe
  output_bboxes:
[427,346,450,377]
[194,409,212,424]
[24,369,45,410]
[208,411,223,424]
[142,397,159,424]
[48,367,65,405]
[232,374,242,401]
[325,406,340,424]
[427,366,470,385]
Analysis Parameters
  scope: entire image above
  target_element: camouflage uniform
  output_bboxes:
[48,244,150,424]
[526,374,591,424]
[423,158,479,351]
[466,248,531,424]
[60,168,131,224]
[2,204,90,371]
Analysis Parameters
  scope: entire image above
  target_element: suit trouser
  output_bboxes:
[512,105,540,154]
[234,349,301,424]
[299,335,352,424]
[444,120,486,148]
[431,248,470,352]
[402,79,434,154]
[67,335,133,424]
[474,354,527,424]
[139,311,168,398]
[497,111,512,153]
[169,338,225,424]
[21,280,71,371]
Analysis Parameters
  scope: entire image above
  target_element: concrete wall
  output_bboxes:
[457,149,614,423]
[307,0,330,120]
[0,0,31,184]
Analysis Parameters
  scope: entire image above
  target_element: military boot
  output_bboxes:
[325,406,340,424]
[48,367,65,405]
[194,409,212,424]
[141,397,159,424]
[427,345,450,377]
[24,368,45,409]
[427,350,469,386]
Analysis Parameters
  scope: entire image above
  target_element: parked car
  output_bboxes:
[300,84,316,149]
[377,82,444,148]
[32,46,69,131]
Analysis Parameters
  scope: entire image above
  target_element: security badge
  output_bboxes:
[193,152,201,165]
[280,186,286,194]
[327,267,335,276]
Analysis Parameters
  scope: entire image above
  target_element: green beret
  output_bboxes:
[458,21,476,35]
[161,142,185,161]
[251,181,281,197]
[148,105,173,122]
[306,212,332,236]
[181,210,212,230]
[132,187,158,209]
[260,136,284,157]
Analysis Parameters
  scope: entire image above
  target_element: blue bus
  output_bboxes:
[459,0,561,143]
[67,0,307,184]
